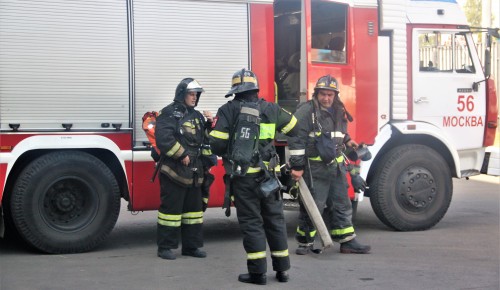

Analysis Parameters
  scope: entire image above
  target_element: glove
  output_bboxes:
[350,165,367,193]
[350,174,367,193]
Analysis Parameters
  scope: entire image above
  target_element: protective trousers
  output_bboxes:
[157,173,203,251]
[232,174,290,274]
[296,160,355,244]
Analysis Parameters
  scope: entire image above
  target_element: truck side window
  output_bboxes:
[418,31,475,74]
[418,32,453,72]
[310,1,347,64]
[455,34,476,74]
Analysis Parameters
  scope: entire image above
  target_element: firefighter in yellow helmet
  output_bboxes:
[209,69,302,285]
[288,75,371,255]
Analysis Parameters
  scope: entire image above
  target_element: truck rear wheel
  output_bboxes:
[369,144,452,231]
[10,150,121,253]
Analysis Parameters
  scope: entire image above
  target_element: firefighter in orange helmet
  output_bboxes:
[288,75,371,255]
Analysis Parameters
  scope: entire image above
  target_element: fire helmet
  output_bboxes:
[314,75,339,93]
[174,78,204,106]
[225,68,259,98]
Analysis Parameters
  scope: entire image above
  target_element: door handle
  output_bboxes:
[414,97,429,103]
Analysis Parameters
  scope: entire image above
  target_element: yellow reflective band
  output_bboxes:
[158,212,181,221]
[161,165,204,185]
[203,197,209,203]
[158,212,182,227]
[181,212,204,225]
[182,217,203,225]
[271,249,289,257]
[247,251,266,260]
[166,142,181,157]
[263,161,280,172]
[259,123,276,139]
[296,226,305,236]
[183,121,195,128]
[308,155,344,163]
[232,76,258,86]
[182,122,196,134]
[172,146,185,159]
[210,130,229,140]
[296,227,316,237]
[158,219,181,227]
[182,212,203,218]
[202,149,212,155]
[281,115,297,134]
[247,167,262,173]
[330,226,355,236]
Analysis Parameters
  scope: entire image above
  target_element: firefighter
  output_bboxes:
[288,74,371,255]
[209,69,302,285]
[155,78,214,260]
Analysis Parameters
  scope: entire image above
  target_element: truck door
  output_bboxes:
[411,29,486,150]
[274,0,305,112]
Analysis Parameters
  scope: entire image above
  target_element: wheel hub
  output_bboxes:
[55,192,76,212]
[397,166,436,211]
[42,177,97,231]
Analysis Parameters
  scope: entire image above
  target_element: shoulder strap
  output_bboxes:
[311,100,323,132]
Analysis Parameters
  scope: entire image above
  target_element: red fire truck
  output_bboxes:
[0,0,497,253]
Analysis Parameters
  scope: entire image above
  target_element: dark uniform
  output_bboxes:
[155,78,213,260]
[287,75,370,254]
[209,69,301,285]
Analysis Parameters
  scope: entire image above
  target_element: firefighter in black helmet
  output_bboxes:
[288,75,371,255]
[209,69,302,285]
[155,78,215,260]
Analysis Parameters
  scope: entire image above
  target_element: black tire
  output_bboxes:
[369,144,452,231]
[10,150,121,253]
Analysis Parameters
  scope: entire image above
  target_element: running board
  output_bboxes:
[461,169,480,178]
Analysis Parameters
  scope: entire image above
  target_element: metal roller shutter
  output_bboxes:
[133,0,250,144]
[0,0,130,130]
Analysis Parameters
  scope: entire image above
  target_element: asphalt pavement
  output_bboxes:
[0,175,498,290]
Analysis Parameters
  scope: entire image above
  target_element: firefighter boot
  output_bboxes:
[182,248,207,258]
[295,245,312,255]
[157,248,176,260]
[340,238,371,254]
[238,273,267,285]
[276,271,289,283]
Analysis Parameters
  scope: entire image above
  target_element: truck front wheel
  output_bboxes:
[369,144,452,231]
[10,150,121,253]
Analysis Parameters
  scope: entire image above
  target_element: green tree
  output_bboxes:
[463,0,482,27]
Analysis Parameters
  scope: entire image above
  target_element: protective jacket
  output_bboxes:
[288,98,351,168]
[155,102,211,187]
[209,94,299,173]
